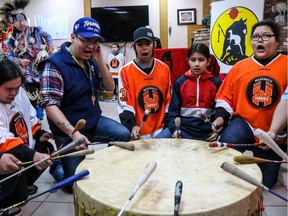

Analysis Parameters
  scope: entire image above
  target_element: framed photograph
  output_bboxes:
[177,8,196,25]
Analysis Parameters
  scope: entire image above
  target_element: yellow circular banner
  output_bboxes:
[211,7,258,65]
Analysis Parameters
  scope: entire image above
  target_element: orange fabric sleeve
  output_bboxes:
[0,138,24,152]
[31,122,41,136]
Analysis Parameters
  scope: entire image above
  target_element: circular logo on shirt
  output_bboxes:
[138,86,164,113]
[246,76,279,109]
[110,58,120,69]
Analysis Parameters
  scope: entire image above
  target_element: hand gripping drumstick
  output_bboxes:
[208,141,264,148]
[117,161,157,216]
[254,128,288,161]
[21,149,95,165]
[174,180,183,216]
[221,162,288,202]
[174,117,181,138]
[0,170,90,213]
[233,155,288,164]
[70,119,86,136]
[0,137,86,184]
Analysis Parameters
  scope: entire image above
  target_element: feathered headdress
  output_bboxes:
[0,0,30,22]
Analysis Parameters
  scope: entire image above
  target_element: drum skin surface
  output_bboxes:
[74,139,262,216]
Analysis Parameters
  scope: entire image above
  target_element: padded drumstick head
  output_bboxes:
[254,128,288,161]
[143,109,149,122]
[175,117,181,128]
[51,137,86,157]
[110,141,135,151]
[71,119,86,135]
[221,162,266,189]
[233,155,269,164]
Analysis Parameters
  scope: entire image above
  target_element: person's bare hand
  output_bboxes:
[131,126,140,140]
[0,154,21,174]
[70,132,89,150]
[172,130,181,138]
[33,152,52,170]
[39,132,53,142]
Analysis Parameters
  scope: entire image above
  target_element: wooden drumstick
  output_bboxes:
[0,137,86,184]
[109,141,135,151]
[70,119,86,136]
[21,149,95,165]
[174,117,181,138]
[221,162,288,202]
[254,128,288,161]
[0,170,90,213]
[208,142,263,147]
[233,155,288,164]
[117,161,157,216]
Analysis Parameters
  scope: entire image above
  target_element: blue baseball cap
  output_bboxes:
[73,17,104,41]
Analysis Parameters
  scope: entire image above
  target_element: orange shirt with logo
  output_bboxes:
[118,59,171,137]
[216,54,287,132]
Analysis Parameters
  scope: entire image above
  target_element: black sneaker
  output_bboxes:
[1,207,22,216]
[27,185,38,195]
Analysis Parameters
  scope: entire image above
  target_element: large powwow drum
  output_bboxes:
[74,139,263,216]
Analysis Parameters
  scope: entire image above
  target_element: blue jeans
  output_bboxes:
[54,116,130,192]
[155,128,209,140]
[219,116,286,188]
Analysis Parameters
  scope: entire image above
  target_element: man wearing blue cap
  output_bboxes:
[38,17,131,192]
[118,27,171,140]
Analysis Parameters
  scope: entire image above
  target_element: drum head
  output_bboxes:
[75,139,262,216]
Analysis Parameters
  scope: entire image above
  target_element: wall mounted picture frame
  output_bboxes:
[177,8,196,25]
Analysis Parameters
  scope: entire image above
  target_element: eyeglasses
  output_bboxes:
[75,34,99,46]
[251,34,275,41]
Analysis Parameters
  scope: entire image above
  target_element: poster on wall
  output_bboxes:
[210,0,264,74]
[34,14,69,39]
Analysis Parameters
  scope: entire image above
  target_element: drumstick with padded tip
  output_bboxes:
[110,141,135,151]
[221,162,288,202]
[174,117,181,138]
[0,170,90,213]
[174,180,183,216]
[208,141,264,148]
[233,155,288,164]
[89,141,135,151]
[117,161,157,216]
[51,137,86,157]
[0,137,86,184]
[139,109,150,133]
[254,128,288,161]
[21,149,95,165]
[70,119,86,136]
[134,109,150,139]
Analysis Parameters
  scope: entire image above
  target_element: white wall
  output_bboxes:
[168,0,203,48]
